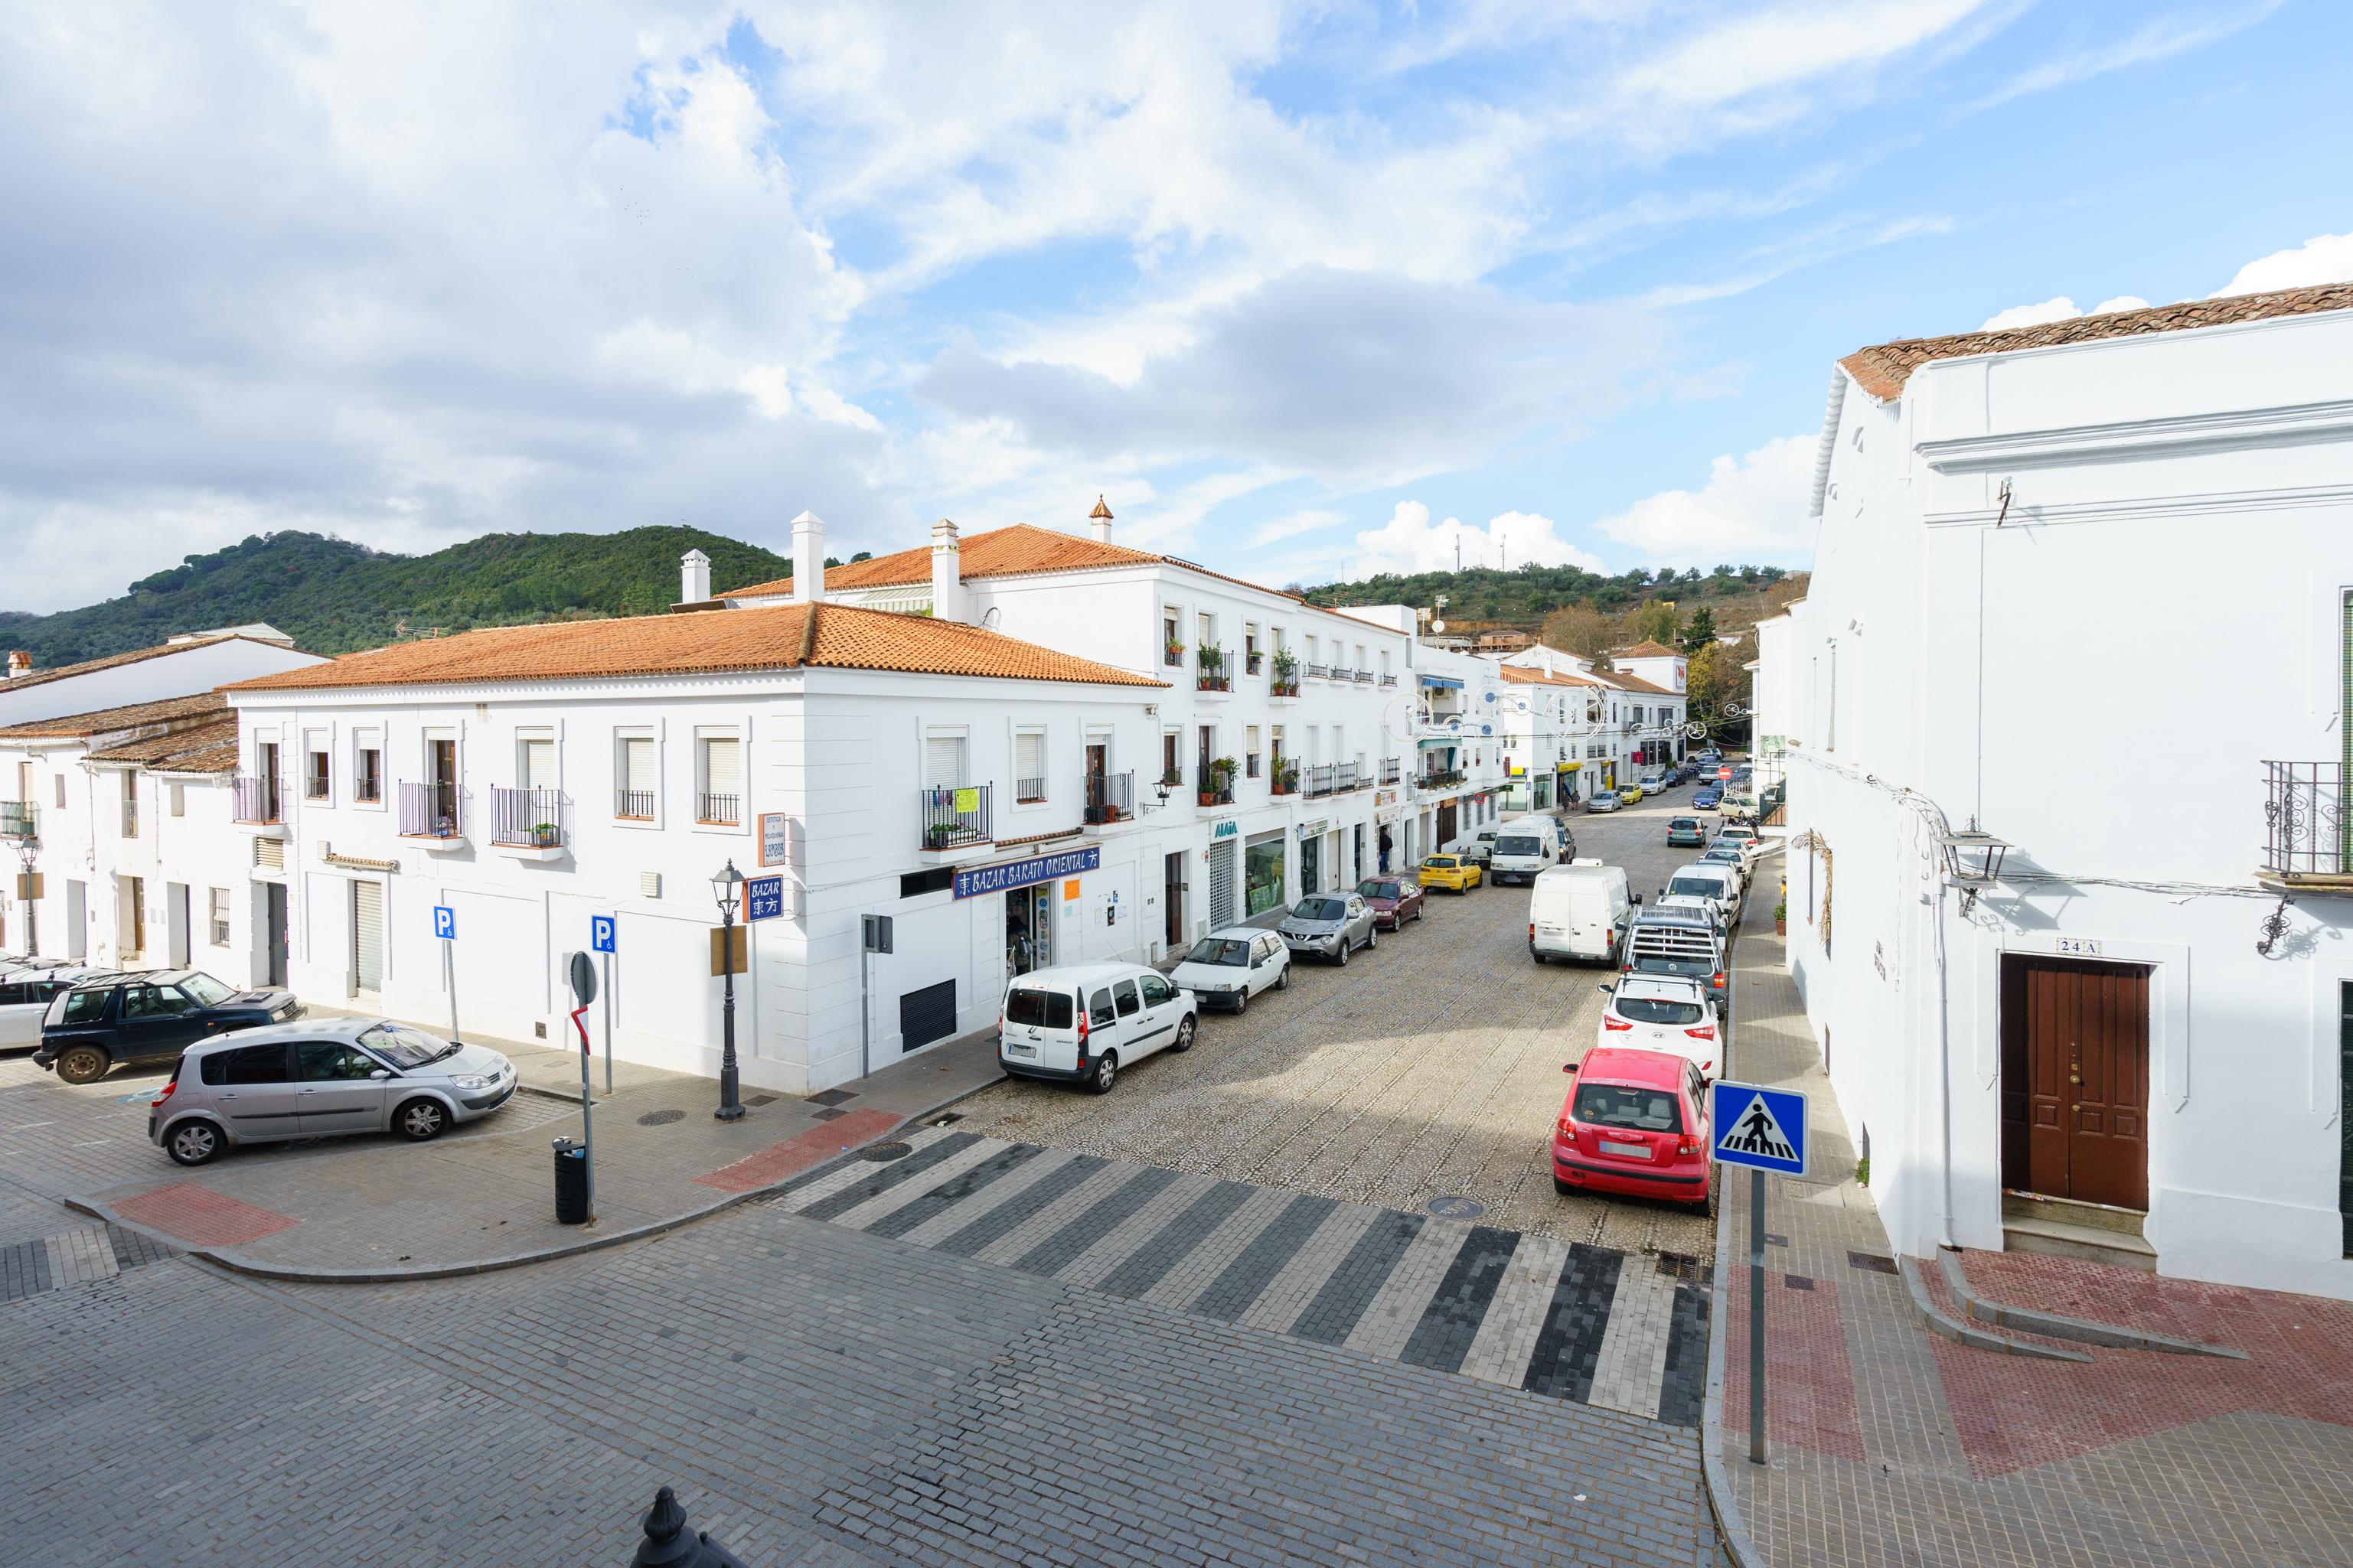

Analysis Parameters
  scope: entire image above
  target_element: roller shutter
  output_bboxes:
[351,881,384,993]
[1206,841,1238,930]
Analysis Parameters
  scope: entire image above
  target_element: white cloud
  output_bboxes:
[1980,296,2080,331]
[1346,501,1607,579]
[2091,295,2150,315]
[1594,435,1819,566]
[2212,233,2353,298]
[1248,509,1346,549]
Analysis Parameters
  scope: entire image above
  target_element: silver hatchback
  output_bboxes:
[148,1017,517,1165]
[1278,892,1379,964]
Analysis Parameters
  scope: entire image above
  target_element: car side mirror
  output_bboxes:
[1596,983,1614,994]
[370,1068,391,1081]
[1631,893,1643,905]
[1562,1062,1578,1074]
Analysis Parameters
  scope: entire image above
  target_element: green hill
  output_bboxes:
[1298,560,1796,626]
[6,527,795,663]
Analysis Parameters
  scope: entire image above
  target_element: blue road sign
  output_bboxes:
[746,875,785,923]
[432,905,457,941]
[1711,1081,1809,1177]
[589,915,617,954]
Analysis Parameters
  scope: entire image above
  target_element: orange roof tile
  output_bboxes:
[1607,670,1676,696]
[0,692,228,740]
[1498,666,1603,689]
[1615,641,1683,660]
[223,602,1167,693]
[1840,282,2353,401]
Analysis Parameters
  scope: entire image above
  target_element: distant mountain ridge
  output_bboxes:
[5,527,794,665]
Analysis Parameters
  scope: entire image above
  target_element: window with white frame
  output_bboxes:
[697,733,742,823]
[208,887,230,946]
[618,734,658,818]
[1245,724,1261,778]
[1014,728,1046,803]
[520,735,557,793]
[1244,622,1261,674]
[305,734,331,800]
[923,729,969,791]
[169,782,185,817]
[354,732,383,804]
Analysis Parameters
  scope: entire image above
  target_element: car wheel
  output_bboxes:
[1172,1015,1197,1051]
[1366,925,1377,951]
[54,1045,110,1086]
[1232,987,1248,1015]
[394,1097,450,1142]
[1334,937,1349,966]
[165,1120,223,1167]
[1085,1051,1120,1094]
[1415,904,1425,922]
[1553,1175,1575,1196]
[1275,966,1291,990]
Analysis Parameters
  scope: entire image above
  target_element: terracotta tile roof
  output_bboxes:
[1840,282,2353,402]
[1614,641,1683,660]
[0,634,293,695]
[0,691,228,740]
[87,716,240,773]
[223,601,1167,693]
[1607,670,1676,696]
[1499,666,1603,689]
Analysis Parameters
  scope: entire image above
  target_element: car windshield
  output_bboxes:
[1424,858,1455,869]
[1495,837,1542,856]
[359,1024,462,1068]
[1185,938,1252,967]
[1617,993,1705,1025]
[1574,1081,1683,1133]
[1669,876,1724,899]
[1004,988,1076,1028]
[1357,881,1401,900]
[178,973,236,1006]
[1292,898,1346,921]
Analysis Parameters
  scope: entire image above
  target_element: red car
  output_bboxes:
[1355,875,1425,931]
[1552,1046,1712,1212]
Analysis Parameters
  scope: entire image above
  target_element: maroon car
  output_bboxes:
[1355,875,1425,931]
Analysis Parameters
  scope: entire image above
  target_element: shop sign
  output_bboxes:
[1296,818,1330,839]
[1210,818,1239,842]
[954,846,1100,899]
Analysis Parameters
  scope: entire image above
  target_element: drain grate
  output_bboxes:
[811,1107,847,1123]
[635,1108,687,1127]
[930,1112,965,1127]
[1425,1195,1484,1220]
[860,1140,914,1162]
[745,1094,777,1107]
[810,1089,857,1107]
[1784,1274,1816,1291]
[1848,1250,1898,1275]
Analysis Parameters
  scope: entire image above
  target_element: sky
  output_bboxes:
[2,0,2348,611]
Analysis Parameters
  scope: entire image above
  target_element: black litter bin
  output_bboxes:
[553,1138,589,1224]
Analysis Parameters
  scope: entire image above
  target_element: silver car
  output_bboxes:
[148,1016,517,1165]
[1588,790,1622,813]
[1278,892,1378,965]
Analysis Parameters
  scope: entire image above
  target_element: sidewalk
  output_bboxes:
[1708,900,2353,1568]
[69,1028,1006,1281]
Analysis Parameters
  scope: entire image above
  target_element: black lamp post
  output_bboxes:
[712,859,746,1122]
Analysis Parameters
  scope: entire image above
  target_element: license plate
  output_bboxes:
[1004,1042,1036,1059]
[1597,1139,1652,1159]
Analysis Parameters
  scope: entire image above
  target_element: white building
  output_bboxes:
[1767,281,2353,1299]
[0,628,316,728]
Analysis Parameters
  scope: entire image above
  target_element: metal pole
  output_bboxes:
[716,902,743,1121]
[1748,1165,1767,1465]
[601,949,612,1096]
[860,937,871,1080]
[575,1002,596,1222]
[444,940,460,1044]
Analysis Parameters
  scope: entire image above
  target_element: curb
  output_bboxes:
[65,1070,1007,1286]
[1697,909,1766,1568]
[1898,1252,2091,1362]
[1935,1247,2246,1359]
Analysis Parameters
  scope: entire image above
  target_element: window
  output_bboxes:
[1160,731,1180,784]
[306,748,330,800]
[119,774,137,838]
[208,888,230,946]
[899,867,954,898]
[299,1042,381,1081]
[1014,729,1046,804]
[169,782,185,817]
[1138,973,1173,1006]
[60,989,109,1025]
[1245,725,1261,779]
[1113,978,1141,1017]
[1571,1082,1683,1133]
[1004,987,1075,1029]
[122,984,195,1019]
[1088,988,1118,1028]
[697,735,742,823]
[201,1042,291,1087]
[521,736,557,793]
[356,740,383,804]
[618,735,657,818]
[54,775,64,810]
[922,731,968,790]
[1245,624,1261,673]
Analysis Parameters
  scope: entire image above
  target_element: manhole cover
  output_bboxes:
[745,1094,777,1107]
[860,1141,914,1163]
[1426,1195,1484,1220]
[635,1108,687,1127]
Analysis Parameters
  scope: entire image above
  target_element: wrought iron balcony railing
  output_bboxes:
[0,800,32,839]
[1083,771,1133,825]
[616,788,655,820]
[400,780,462,839]
[1380,760,1402,785]
[232,775,282,825]
[697,791,742,825]
[2263,761,2351,882]
[922,784,992,850]
[491,786,565,849]
[1304,663,1330,681]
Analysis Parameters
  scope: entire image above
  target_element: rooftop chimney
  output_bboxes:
[680,548,711,605]
[791,511,824,603]
[5,651,28,680]
[1088,494,1114,544]
[930,518,965,623]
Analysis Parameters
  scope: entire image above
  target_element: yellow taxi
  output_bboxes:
[1617,782,1645,804]
[1418,854,1483,894]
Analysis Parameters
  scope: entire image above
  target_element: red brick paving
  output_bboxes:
[1928,1250,2353,1478]
[693,1107,903,1194]
[1719,1261,1866,1462]
[114,1183,300,1247]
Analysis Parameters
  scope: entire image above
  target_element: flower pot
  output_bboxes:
[1774,918,1787,937]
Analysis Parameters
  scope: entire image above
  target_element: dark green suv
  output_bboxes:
[34,970,302,1084]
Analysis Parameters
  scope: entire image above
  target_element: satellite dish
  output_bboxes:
[1431,619,1447,634]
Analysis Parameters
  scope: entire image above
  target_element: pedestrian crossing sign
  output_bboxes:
[1710,1081,1809,1176]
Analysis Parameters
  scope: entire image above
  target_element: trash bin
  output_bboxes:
[553,1138,589,1224]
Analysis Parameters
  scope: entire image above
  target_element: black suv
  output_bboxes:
[34,970,301,1084]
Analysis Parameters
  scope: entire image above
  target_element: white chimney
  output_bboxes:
[1088,494,1114,543]
[930,518,965,623]
[4,651,28,680]
[680,548,711,605]
[791,511,824,603]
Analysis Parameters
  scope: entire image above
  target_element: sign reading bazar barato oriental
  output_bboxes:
[953,846,1101,900]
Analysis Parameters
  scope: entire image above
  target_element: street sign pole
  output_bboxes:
[1748,1165,1766,1465]
[567,950,599,1224]
[601,950,612,1096]
[1709,1078,1810,1472]
[434,904,460,1044]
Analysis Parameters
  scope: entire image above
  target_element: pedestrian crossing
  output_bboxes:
[765,1126,1711,1426]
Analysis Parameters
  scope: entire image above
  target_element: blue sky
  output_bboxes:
[2,1,2347,608]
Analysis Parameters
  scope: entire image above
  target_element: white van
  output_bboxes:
[1529,862,1636,965]
[1660,863,1741,930]
[998,962,1200,1094]
[1488,817,1561,885]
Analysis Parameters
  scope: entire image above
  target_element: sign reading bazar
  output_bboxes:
[954,846,1100,900]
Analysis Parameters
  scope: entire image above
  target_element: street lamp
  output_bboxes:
[711,859,746,1122]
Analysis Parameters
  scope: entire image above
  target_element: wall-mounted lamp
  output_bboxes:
[1935,826,2011,885]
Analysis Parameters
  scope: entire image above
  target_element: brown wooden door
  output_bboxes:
[1999,956,2150,1210]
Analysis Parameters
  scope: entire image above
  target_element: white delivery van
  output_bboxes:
[1488,817,1561,885]
[998,963,1200,1095]
[1529,862,1635,965]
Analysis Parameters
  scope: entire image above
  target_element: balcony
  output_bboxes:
[1303,763,1340,799]
[1418,767,1465,791]
[232,775,284,830]
[616,788,655,821]
[2262,762,2353,888]
[1269,676,1301,699]
[1379,673,1398,687]
[491,786,566,860]
[1304,663,1330,681]
[1083,771,1134,825]
[1164,644,1186,669]
[1270,764,1299,797]
[1353,669,1375,684]
[697,791,742,826]
[305,771,330,803]
[1196,781,1235,807]
[1196,669,1233,693]
[1380,760,1402,786]
[400,781,464,844]
[0,800,32,839]
[1245,652,1263,676]
[922,784,993,851]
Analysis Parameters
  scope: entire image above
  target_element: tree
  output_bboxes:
[1539,602,1614,659]
[1629,600,1680,647]
[1686,637,1752,746]
[1679,605,1718,652]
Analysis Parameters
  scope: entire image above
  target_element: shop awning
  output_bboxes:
[1418,674,1464,689]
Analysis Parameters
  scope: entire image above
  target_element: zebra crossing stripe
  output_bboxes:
[1457,1232,1572,1387]
[1586,1252,1683,1417]
[1519,1242,1623,1403]
[797,1131,983,1223]
[935,1153,1109,1258]
[1097,1182,1257,1300]
[1343,1219,1473,1362]
[827,1139,1004,1232]
[864,1143,1046,1242]
[1010,1165,1180,1276]
[1398,1226,1522,1374]
[1192,1192,1339,1322]
[1291,1210,1422,1345]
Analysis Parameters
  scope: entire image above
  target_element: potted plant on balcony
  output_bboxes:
[1273,759,1299,794]
[1196,643,1229,689]
[1269,647,1300,696]
[1164,635,1186,666]
[924,822,958,851]
[530,821,560,849]
[1200,756,1239,805]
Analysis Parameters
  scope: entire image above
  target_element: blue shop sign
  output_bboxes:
[954,846,1101,900]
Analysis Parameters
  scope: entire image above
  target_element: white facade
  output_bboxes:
[1770,295,2353,1298]
[0,634,322,728]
